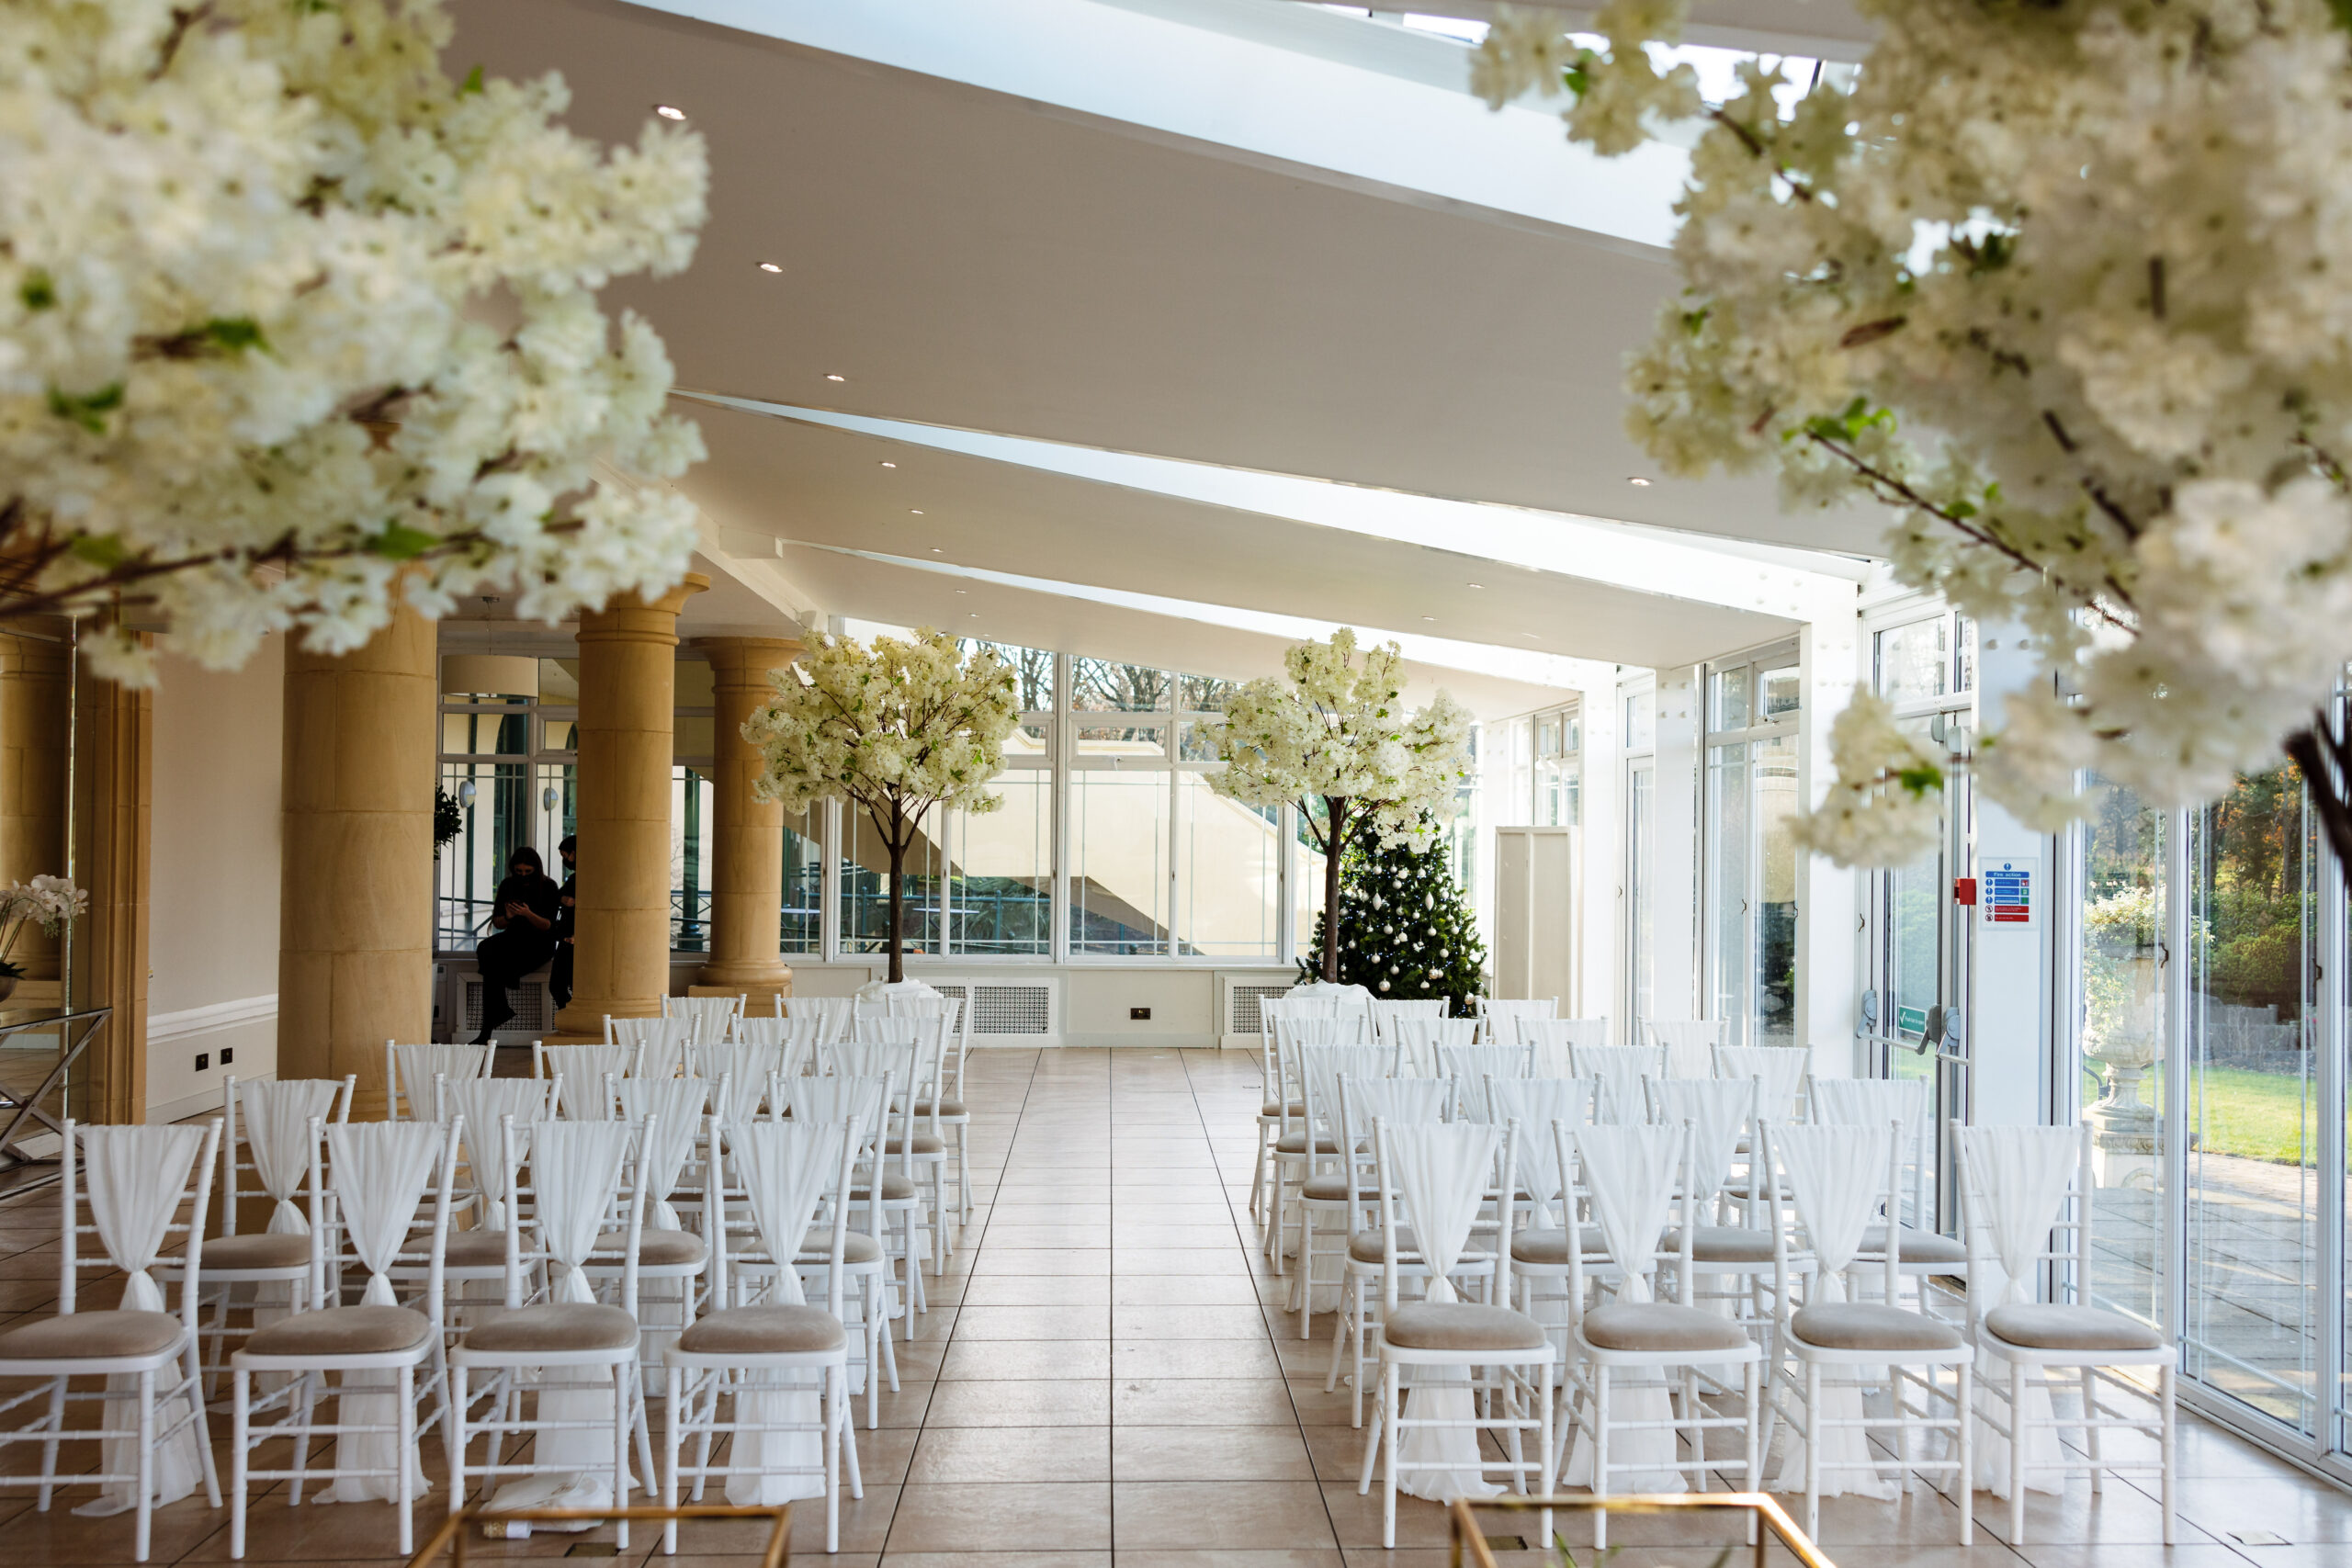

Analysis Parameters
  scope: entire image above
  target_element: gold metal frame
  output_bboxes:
[402,1502,790,1567]
[1448,1493,1837,1568]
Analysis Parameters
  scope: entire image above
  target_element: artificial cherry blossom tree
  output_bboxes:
[743,629,1020,984]
[0,0,709,683]
[1474,0,2352,883]
[1210,630,1473,984]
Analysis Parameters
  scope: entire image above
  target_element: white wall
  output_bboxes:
[1649,665,1703,1024]
[1968,620,2057,1127]
[147,636,285,1122]
[1795,614,1862,1077]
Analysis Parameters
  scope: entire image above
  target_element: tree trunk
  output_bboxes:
[886,805,907,986]
[1321,796,1347,984]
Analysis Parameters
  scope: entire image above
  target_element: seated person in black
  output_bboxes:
[473,845,560,1043]
[549,835,578,1010]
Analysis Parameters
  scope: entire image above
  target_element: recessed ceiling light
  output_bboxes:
[654,104,686,120]
[879,461,896,468]
[1627,476,1652,487]
[931,548,944,555]
[1466,582,1484,590]
[969,612,979,618]
[910,509,923,515]
[1421,615,1436,622]
[756,262,782,275]
[955,590,967,595]
[824,373,846,383]
[1521,632,1540,639]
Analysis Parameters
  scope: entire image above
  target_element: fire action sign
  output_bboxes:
[1980,857,2037,926]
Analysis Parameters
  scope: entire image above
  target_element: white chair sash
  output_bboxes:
[785,1076,886,1145]
[1486,1077,1594,1225]
[238,1079,339,1235]
[1343,1076,1449,1131]
[1714,1045,1810,1120]
[611,1015,695,1077]
[1810,1076,1927,1130]
[615,1077,708,1230]
[445,1077,554,1230]
[319,1121,446,1505]
[1388,1017,1476,1077]
[1642,1021,1721,1079]
[1770,1122,1900,1499]
[1962,1124,2082,1308]
[1436,1045,1530,1122]
[698,1043,786,1127]
[1520,1018,1609,1076]
[784,996,855,1043]
[1575,1045,1667,1124]
[394,1043,487,1116]
[1645,1077,1754,1200]
[1572,1124,1683,1303]
[544,1043,636,1119]
[1299,1044,1393,1140]
[530,1121,633,1304]
[1381,1121,1505,1502]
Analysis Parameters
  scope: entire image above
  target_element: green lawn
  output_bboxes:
[2092,1065,2316,1166]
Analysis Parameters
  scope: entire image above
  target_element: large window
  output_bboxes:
[437,658,577,951]
[1703,646,1800,1046]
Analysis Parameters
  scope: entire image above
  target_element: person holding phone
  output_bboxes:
[472,844,561,1043]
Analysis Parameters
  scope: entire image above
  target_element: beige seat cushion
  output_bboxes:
[914,1099,967,1118]
[243,1305,430,1359]
[1792,1303,1964,1354]
[1581,1302,1751,1355]
[1273,1133,1342,1156]
[1350,1226,1420,1264]
[1664,1226,1776,1264]
[1301,1173,1377,1203]
[1260,1100,1306,1119]
[446,1230,513,1268]
[200,1232,314,1271]
[882,1134,945,1156]
[0,1311,182,1362]
[1384,1302,1548,1354]
[1860,1226,1968,1266]
[798,1232,884,1266]
[1510,1227,1610,1266]
[593,1229,707,1268]
[848,1173,916,1202]
[463,1303,639,1355]
[678,1305,846,1357]
[1984,1303,2163,1353]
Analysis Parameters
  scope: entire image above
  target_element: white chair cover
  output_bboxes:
[544,1043,637,1119]
[1959,1124,2077,1497]
[731,1013,826,1056]
[485,1121,634,1519]
[1345,1077,1450,1130]
[1520,1018,1610,1077]
[1475,997,1555,1043]
[698,1043,786,1128]
[1291,979,1374,1026]
[1381,1122,1504,1502]
[1768,1123,1898,1498]
[393,1043,487,1118]
[1368,998,1447,1044]
[614,1078,708,1231]
[610,1015,695,1078]
[1575,1045,1665,1125]
[236,1080,341,1344]
[1715,1046,1810,1121]
[319,1122,447,1504]
[1485,1077,1594,1226]
[1386,1017,1475,1077]
[1435,1045,1529,1122]
[444,1078,555,1229]
[1809,1075,1927,1128]
[77,1125,209,1517]
[1643,1021,1722,1079]
[1299,1044,1394,1144]
[784,995,856,1043]
[664,994,742,1046]
[727,1120,850,1505]
[1563,1123,1690,1492]
[785,1075,888,1136]
[1645,1077,1754,1202]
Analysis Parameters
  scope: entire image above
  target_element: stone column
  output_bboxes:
[550,575,708,1038]
[0,622,71,984]
[690,637,800,1003]
[278,605,436,1119]
[73,651,153,1124]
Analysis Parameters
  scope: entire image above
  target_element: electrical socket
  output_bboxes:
[220,1047,233,1066]
[194,1053,209,1072]
[1129,1007,1150,1021]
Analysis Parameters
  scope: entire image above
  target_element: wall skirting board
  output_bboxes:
[146,992,277,1123]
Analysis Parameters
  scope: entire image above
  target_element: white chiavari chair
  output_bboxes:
[663,993,745,1048]
[1262,1011,1369,1271]
[537,1041,641,1118]
[1326,1075,1453,1425]
[1519,1018,1610,1077]
[609,1015,695,1080]
[1389,1016,1476,1078]
[1713,1044,1811,1121]
[228,1118,458,1559]
[1572,1044,1666,1125]
[0,1121,223,1562]
[592,1077,714,1395]
[1367,998,1447,1046]
[1251,995,1334,1223]
[1809,1076,1968,1301]
[1291,1042,1400,1332]
[385,1041,489,1122]
[1642,1020,1724,1079]
[1475,996,1555,1043]
[826,1035,934,1326]
[780,1074,900,1427]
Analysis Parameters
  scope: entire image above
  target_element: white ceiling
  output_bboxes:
[447,0,1881,695]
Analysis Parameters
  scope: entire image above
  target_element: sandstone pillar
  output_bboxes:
[551,575,707,1037]
[690,637,801,1000]
[278,605,436,1118]
[74,649,152,1124]
[0,622,71,985]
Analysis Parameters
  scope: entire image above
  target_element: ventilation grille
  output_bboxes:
[461,976,551,1035]
[970,983,1053,1035]
[1228,983,1293,1035]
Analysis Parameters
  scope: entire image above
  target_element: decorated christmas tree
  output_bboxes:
[1302,818,1487,1015]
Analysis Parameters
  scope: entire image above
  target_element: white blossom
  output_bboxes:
[1790,692,1945,867]
[1474,0,2352,856]
[0,0,709,682]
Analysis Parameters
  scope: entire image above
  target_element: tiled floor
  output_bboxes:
[0,1044,2347,1565]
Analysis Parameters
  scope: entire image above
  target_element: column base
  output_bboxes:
[688,980,792,1017]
